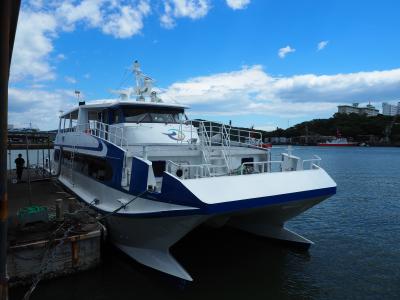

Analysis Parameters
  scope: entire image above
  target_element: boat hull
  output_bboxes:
[56,163,336,281]
[104,192,330,280]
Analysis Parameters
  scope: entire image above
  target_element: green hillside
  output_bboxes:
[266,113,400,145]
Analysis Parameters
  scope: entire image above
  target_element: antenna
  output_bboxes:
[133,60,141,96]
[132,60,159,102]
[74,90,80,101]
[75,90,85,106]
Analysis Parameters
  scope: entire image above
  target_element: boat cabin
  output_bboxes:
[59,101,199,146]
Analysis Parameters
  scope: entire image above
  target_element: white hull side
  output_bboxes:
[57,166,335,280]
[226,195,327,247]
[107,215,206,281]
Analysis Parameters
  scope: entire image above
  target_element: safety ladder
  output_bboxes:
[198,122,231,176]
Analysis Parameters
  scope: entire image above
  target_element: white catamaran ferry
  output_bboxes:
[53,61,337,281]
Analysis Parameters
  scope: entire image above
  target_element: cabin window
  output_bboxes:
[124,109,152,123]
[152,161,166,177]
[122,107,184,124]
[109,109,122,124]
[61,151,113,181]
[149,113,175,123]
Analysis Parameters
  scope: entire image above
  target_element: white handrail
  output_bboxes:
[64,121,127,149]
[193,120,264,149]
[302,155,322,169]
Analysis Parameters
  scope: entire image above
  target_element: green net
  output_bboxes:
[17,205,48,217]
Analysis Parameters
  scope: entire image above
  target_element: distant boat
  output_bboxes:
[318,129,358,146]
[318,138,358,146]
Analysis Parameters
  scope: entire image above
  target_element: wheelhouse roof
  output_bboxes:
[60,99,189,119]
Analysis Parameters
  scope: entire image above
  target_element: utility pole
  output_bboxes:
[0,1,21,299]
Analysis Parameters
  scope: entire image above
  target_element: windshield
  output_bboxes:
[123,108,184,123]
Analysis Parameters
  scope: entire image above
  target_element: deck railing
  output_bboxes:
[166,154,321,180]
[194,121,264,149]
[61,121,127,149]
[301,155,322,169]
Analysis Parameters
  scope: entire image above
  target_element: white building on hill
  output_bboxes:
[337,103,379,117]
[382,102,400,116]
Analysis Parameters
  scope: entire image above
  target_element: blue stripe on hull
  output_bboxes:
[205,186,336,214]
[68,183,335,218]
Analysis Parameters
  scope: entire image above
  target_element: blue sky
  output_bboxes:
[9,0,400,130]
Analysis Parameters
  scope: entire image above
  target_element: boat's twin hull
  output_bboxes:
[57,166,336,281]
[105,194,329,281]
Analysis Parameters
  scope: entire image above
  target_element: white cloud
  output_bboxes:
[161,66,400,118]
[28,0,44,9]
[226,0,250,10]
[102,2,151,38]
[65,76,77,84]
[8,88,76,130]
[56,0,151,38]
[10,10,58,82]
[56,53,66,61]
[11,1,152,83]
[172,0,210,18]
[278,45,296,59]
[83,73,91,79]
[160,2,176,28]
[10,66,400,130]
[160,0,210,29]
[56,0,104,31]
[317,40,329,51]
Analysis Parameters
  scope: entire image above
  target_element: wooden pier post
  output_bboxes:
[0,1,21,299]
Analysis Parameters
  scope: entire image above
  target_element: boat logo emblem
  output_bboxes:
[163,129,185,141]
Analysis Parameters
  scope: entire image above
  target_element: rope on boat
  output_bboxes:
[96,190,148,221]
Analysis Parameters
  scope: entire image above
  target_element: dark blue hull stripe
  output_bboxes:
[205,186,336,214]
[69,185,336,219]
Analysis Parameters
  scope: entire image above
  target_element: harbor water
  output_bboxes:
[10,146,400,299]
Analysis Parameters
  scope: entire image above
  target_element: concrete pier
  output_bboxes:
[7,176,104,289]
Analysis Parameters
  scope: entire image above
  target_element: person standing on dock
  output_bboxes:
[15,153,25,182]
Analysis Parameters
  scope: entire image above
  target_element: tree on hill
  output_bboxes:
[267,113,396,142]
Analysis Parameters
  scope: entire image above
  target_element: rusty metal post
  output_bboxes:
[0,1,21,299]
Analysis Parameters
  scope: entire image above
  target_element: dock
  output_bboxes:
[7,131,55,150]
[6,173,104,291]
